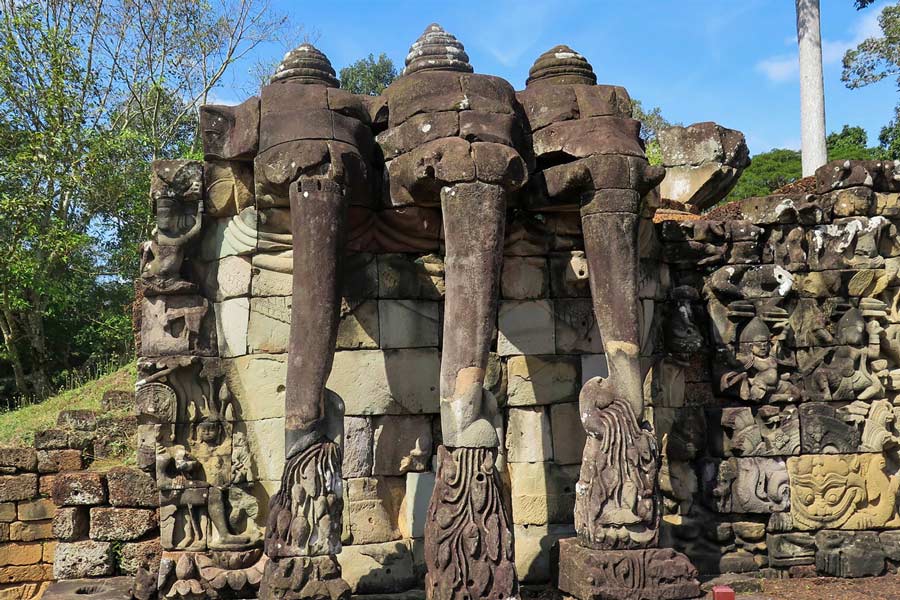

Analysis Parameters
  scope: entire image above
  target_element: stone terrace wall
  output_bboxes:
[655,160,900,579]
[0,396,159,599]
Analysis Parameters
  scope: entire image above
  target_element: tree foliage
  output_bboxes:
[726,125,883,201]
[632,100,676,165]
[339,53,398,96]
[0,0,290,403]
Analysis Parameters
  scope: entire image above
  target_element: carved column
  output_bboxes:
[380,24,527,600]
[518,47,701,600]
[256,43,360,600]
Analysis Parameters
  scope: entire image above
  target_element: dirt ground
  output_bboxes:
[520,574,900,599]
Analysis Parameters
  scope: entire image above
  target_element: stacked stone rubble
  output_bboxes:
[656,159,900,579]
[0,397,158,599]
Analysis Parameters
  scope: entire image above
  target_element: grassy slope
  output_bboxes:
[0,363,137,447]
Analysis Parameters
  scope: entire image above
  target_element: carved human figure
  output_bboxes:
[720,317,797,402]
[378,24,526,600]
[141,161,204,295]
[812,308,884,400]
[517,46,698,599]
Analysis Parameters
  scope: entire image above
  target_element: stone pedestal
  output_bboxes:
[558,538,701,600]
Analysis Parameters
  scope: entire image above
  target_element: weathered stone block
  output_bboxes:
[701,457,789,514]
[107,468,158,508]
[52,507,89,542]
[337,540,417,595]
[53,540,114,579]
[0,448,37,473]
[0,502,15,522]
[554,297,602,354]
[378,300,440,349]
[507,355,579,406]
[345,477,402,545]
[549,252,591,297]
[399,471,435,539]
[0,564,52,584]
[247,295,288,353]
[224,354,286,422]
[118,539,162,575]
[501,256,549,299]
[337,299,380,349]
[33,429,69,450]
[816,530,885,578]
[506,407,553,463]
[196,255,252,301]
[509,462,578,525]
[215,297,250,357]
[89,508,158,541]
[0,542,42,567]
[242,418,285,482]
[328,349,440,415]
[514,523,575,584]
[17,498,56,522]
[141,295,216,357]
[377,254,444,299]
[498,300,556,355]
[10,520,52,542]
[36,449,82,473]
[550,402,587,465]
[767,532,815,568]
[373,415,433,475]
[0,474,38,502]
[51,472,107,506]
[343,416,374,479]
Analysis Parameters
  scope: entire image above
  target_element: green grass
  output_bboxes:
[0,363,137,447]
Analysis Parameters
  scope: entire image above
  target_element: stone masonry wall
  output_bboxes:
[0,394,160,599]
[655,159,900,579]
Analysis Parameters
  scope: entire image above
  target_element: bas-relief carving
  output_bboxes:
[718,405,800,457]
[788,454,900,531]
[702,457,790,514]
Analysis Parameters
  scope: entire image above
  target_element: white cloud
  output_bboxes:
[756,3,885,83]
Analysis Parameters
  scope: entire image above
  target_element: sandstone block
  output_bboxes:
[51,472,106,506]
[506,407,553,463]
[337,299,380,350]
[0,502,15,522]
[507,355,579,406]
[509,462,578,525]
[373,415,433,475]
[399,471,435,539]
[0,448,37,473]
[377,254,444,299]
[224,354,286,421]
[0,474,38,502]
[498,300,556,356]
[501,257,549,299]
[0,542,43,566]
[514,523,575,584]
[53,540,114,579]
[247,295,289,353]
[107,468,158,508]
[17,499,56,522]
[89,507,157,541]
[33,429,69,450]
[196,255,252,301]
[345,477,402,545]
[343,416,374,478]
[52,507,89,542]
[328,349,440,415]
[378,300,440,349]
[250,260,292,296]
[215,297,250,357]
[549,252,591,297]
[36,449,82,473]
[554,297,603,354]
[337,540,416,595]
[550,402,587,465]
[0,564,52,584]
[10,520,52,542]
[42,540,56,563]
[242,418,285,481]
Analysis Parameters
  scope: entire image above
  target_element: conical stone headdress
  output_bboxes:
[526,45,597,86]
[271,42,339,87]
[403,23,473,76]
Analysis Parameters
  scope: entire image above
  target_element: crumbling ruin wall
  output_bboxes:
[656,159,900,579]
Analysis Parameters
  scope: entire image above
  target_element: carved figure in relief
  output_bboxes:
[790,454,900,530]
[720,317,797,402]
[811,308,884,401]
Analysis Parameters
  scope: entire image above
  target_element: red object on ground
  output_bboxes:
[712,586,736,600]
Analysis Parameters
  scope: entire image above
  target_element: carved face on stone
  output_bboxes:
[837,309,866,345]
[197,420,223,446]
[791,456,866,529]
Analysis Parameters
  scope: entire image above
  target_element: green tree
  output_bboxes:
[843,3,900,158]
[339,53,398,96]
[0,0,291,402]
[632,100,676,165]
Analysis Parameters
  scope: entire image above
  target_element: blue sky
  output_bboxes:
[217,0,899,156]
